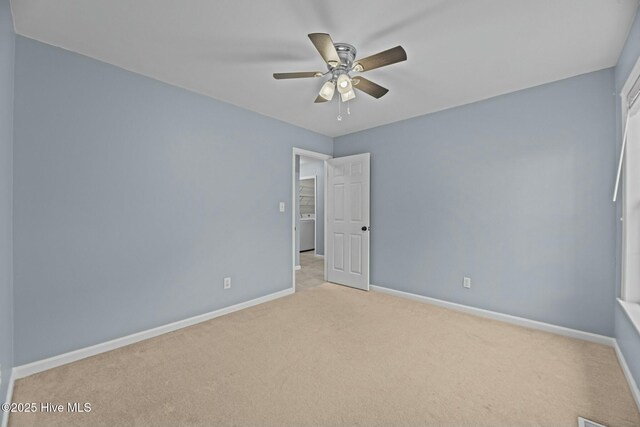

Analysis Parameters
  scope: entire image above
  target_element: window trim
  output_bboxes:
[620,55,640,303]
[619,56,640,336]
[618,299,640,336]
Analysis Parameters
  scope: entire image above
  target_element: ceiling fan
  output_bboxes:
[273,33,407,104]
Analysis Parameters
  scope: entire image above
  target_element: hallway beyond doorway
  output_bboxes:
[295,252,324,291]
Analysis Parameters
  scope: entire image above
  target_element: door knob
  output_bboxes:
[361,226,369,231]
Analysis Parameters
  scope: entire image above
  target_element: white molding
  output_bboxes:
[621,54,640,99]
[370,285,615,346]
[619,54,640,299]
[292,148,332,161]
[314,254,324,258]
[295,265,301,271]
[578,417,606,427]
[6,282,638,415]
[615,340,640,411]
[299,175,317,251]
[618,298,640,336]
[1,370,15,427]
[12,288,294,380]
[324,159,328,282]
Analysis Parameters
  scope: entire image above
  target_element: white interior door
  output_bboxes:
[325,153,370,291]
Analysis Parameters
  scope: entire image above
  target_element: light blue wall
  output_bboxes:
[0,0,14,406]
[335,69,617,336]
[614,6,640,392]
[300,159,325,256]
[12,37,332,365]
[6,9,636,374]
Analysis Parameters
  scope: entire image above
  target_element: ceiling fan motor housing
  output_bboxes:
[332,43,357,70]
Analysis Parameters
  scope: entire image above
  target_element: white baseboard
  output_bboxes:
[314,254,324,258]
[6,283,638,415]
[370,285,640,411]
[1,370,15,427]
[295,265,301,271]
[614,340,640,411]
[370,285,615,346]
[12,287,294,380]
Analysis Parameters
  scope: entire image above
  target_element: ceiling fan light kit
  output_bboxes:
[336,73,352,94]
[273,33,406,121]
[319,80,336,101]
[340,89,356,102]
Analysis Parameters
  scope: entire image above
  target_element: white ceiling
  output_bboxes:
[10,0,639,137]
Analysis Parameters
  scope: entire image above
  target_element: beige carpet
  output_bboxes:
[9,283,640,427]
[295,251,324,291]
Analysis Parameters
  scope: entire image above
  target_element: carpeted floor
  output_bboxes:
[8,283,640,427]
[296,251,324,291]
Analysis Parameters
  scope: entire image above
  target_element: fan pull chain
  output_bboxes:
[347,99,351,115]
[337,96,342,121]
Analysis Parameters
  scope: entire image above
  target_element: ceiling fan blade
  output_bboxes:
[352,77,389,99]
[353,46,407,72]
[273,71,323,80]
[314,95,329,103]
[308,33,342,67]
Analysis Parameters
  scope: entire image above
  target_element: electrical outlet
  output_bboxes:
[463,277,471,289]
[223,277,231,290]
[279,202,285,212]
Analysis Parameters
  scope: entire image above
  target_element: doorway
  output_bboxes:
[291,149,371,293]
[292,148,331,292]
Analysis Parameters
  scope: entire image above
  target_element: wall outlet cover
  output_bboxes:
[223,277,231,289]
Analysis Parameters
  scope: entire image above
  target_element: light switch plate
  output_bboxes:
[463,277,471,289]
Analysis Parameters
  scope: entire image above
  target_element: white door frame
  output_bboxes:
[299,175,317,254]
[292,148,332,292]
